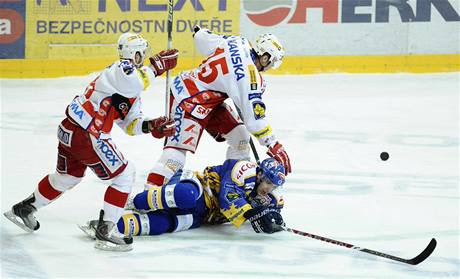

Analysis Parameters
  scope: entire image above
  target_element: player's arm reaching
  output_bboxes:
[234,76,291,174]
[234,34,291,174]
[115,97,175,139]
[110,52,178,138]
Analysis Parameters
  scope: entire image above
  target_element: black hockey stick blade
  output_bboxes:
[358,238,437,265]
[283,226,437,265]
[407,238,437,265]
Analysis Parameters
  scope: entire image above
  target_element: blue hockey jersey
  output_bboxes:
[198,159,284,227]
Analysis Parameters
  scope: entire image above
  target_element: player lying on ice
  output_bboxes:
[4,32,178,252]
[144,25,292,191]
[79,157,286,239]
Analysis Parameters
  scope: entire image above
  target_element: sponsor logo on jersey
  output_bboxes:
[249,65,258,90]
[227,39,245,81]
[94,139,122,171]
[253,125,273,139]
[69,99,84,119]
[235,162,256,181]
[252,101,266,119]
[173,76,185,95]
[226,192,240,201]
[171,105,185,142]
[57,125,72,147]
[68,98,94,129]
[248,93,262,100]
[191,105,212,119]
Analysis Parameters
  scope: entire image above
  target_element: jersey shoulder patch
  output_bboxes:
[252,101,266,119]
[231,160,257,186]
[119,60,134,75]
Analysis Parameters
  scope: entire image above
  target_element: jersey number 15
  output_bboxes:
[198,48,229,84]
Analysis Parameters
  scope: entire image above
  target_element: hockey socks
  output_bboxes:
[103,186,129,223]
[132,182,200,211]
[33,175,63,209]
[117,211,172,236]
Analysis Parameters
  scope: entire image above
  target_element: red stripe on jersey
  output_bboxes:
[183,78,200,95]
[81,101,95,117]
[38,175,62,200]
[184,124,196,132]
[104,186,129,208]
[183,137,194,145]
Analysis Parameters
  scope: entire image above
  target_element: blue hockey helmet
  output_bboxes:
[258,158,286,187]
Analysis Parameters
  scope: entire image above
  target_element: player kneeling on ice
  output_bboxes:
[80,158,286,237]
[4,33,179,252]
[145,25,291,191]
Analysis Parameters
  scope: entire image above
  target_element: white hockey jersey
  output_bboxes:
[170,29,276,146]
[66,60,156,139]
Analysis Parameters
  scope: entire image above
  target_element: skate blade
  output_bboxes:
[95,239,133,252]
[3,210,34,233]
[77,223,96,240]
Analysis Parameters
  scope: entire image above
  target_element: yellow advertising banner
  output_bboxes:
[25,0,240,60]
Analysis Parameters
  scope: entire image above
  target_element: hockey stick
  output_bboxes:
[233,105,260,164]
[282,226,437,265]
[164,0,174,116]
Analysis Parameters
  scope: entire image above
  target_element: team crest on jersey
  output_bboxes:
[252,101,266,119]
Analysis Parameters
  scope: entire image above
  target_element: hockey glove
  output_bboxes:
[149,49,179,77]
[243,206,284,234]
[267,142,292,174]
[147,116,175,139]
[270,209,285,232]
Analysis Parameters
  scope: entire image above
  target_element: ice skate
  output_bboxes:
[94,210,133,252]
[3,194,40,233]
[77,219,99,240]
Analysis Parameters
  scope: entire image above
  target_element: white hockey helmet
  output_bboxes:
[253,33,285,70]
[117,33,150,67]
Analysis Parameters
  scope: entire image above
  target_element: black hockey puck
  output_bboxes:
[380,152,389,161]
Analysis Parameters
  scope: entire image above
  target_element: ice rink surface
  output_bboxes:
[1,73,459,278]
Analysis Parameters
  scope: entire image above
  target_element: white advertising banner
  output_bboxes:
[240,0,460,56]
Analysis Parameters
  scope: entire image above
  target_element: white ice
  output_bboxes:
[1,73,459,278]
